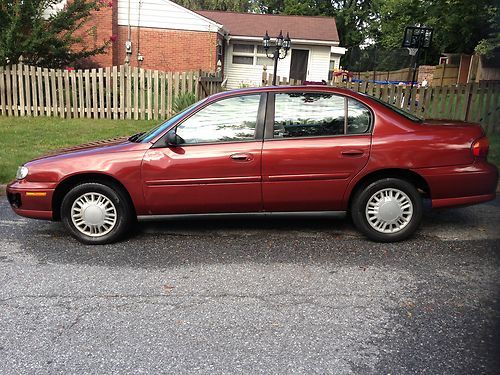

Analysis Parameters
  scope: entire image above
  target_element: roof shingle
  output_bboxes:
[196,11,339,43]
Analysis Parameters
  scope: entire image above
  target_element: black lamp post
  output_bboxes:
[263,30,291,85]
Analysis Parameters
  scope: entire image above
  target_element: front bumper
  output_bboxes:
[6,180,56,220]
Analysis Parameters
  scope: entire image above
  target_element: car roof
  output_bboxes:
[208,85,368,101]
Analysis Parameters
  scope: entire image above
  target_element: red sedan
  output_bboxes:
[6,86,498,244]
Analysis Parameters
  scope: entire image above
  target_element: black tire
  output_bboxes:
[61,182,134,245]
[351,178,423,242]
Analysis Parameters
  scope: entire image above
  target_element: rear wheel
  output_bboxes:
[61,182,133,245]
[351,178,423,242]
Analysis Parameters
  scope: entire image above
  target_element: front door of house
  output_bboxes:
[289,49,309,81]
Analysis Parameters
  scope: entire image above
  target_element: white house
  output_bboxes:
[71,0,346,88]
[197,10,346,88]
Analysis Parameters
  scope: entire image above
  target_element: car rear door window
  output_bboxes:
[273,93,371,138]
[176,94,261,144]
[274,93,345,138]
[347,99,371,134]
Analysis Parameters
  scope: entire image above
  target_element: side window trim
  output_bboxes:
[256,93,267,140]
[154,93,266,147]
[343,96,348,135]
[264,92,275,139]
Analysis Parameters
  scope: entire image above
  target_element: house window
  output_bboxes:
[233,56,253,65]
[233,44,254,54]
[232,43,270,66]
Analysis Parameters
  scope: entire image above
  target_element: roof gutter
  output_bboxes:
[227,35,340,46]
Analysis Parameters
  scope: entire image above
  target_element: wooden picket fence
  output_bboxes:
[0,63,222,120]
[262,73,500,133]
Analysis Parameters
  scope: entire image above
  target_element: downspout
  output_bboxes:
[124,0,131,65]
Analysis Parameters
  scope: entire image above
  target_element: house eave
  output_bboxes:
[168,0,226,34]
[226,35,340,47]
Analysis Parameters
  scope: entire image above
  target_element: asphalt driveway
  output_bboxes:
[0,198,499,374]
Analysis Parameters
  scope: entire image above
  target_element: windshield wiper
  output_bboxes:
[128,132,145,142]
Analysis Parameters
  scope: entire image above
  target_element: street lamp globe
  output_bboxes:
[283,32,291,51]
[276,30,284,48]
[263,31,270,51]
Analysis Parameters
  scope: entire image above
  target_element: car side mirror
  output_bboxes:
[165,129,179,146]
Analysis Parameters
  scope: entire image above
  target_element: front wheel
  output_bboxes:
[351,178,423,242]
[61,182,133,245]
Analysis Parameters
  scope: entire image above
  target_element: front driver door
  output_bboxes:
[142,93,265,215]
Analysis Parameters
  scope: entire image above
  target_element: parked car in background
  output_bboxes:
[7,86,498,244]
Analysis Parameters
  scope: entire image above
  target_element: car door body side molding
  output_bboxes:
[265,172,351,182]
[145,176,262,186]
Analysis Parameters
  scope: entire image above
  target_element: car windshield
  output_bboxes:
[132,100,205,143]
[370,96,423,123]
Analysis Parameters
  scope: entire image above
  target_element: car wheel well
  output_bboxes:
[52,173,136,221]
[348,169,430,209]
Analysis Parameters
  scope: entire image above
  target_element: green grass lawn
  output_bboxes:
[0,116,156,183]
[0,116,499,184]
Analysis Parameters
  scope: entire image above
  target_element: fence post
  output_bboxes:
[91,68,98,119]
[17,63,26,116]
[70,68,77,119]
[160,70,165,119]
[24,64,32,117]
[0,67,6,116]
[64,69,70,118]
[133,67,139,120]
[167,71,173,116]
[12,65,19,117]
[119,65,125,119]
[126,65,132,119]
[98,68,104,119]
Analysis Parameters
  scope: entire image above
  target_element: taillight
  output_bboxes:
[472,137,489,158]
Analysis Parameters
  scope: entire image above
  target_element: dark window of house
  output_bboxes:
[232,56,253,65]
[233,44,254,53]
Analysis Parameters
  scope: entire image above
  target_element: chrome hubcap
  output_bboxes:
[71,193,117,237]
[365,188,413,234]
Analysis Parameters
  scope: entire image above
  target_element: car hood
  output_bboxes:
[29,137,132,162]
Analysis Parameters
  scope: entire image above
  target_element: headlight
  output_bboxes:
[16,166,29,180]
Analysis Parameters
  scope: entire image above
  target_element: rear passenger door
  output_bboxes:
[262,91,372,212]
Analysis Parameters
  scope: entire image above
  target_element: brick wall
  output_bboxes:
[114,26,219,72]
[72,1,117,68]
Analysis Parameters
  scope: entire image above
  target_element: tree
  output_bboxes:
[375,0,498,59]
[173,0,254,12]
[256,0,376,54]
[174,0,499,68]
[0,0,110,68]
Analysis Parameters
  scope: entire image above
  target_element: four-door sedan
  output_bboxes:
[7,86,498,244]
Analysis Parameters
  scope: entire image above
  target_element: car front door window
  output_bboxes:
[176,94,261,144]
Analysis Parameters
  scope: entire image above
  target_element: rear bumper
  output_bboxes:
[6,180,55,220]
[432,193,496,208]
[414,160,498,209]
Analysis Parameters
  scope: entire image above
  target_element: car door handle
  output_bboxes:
[341,150,365,157]
[230,153,253,161]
